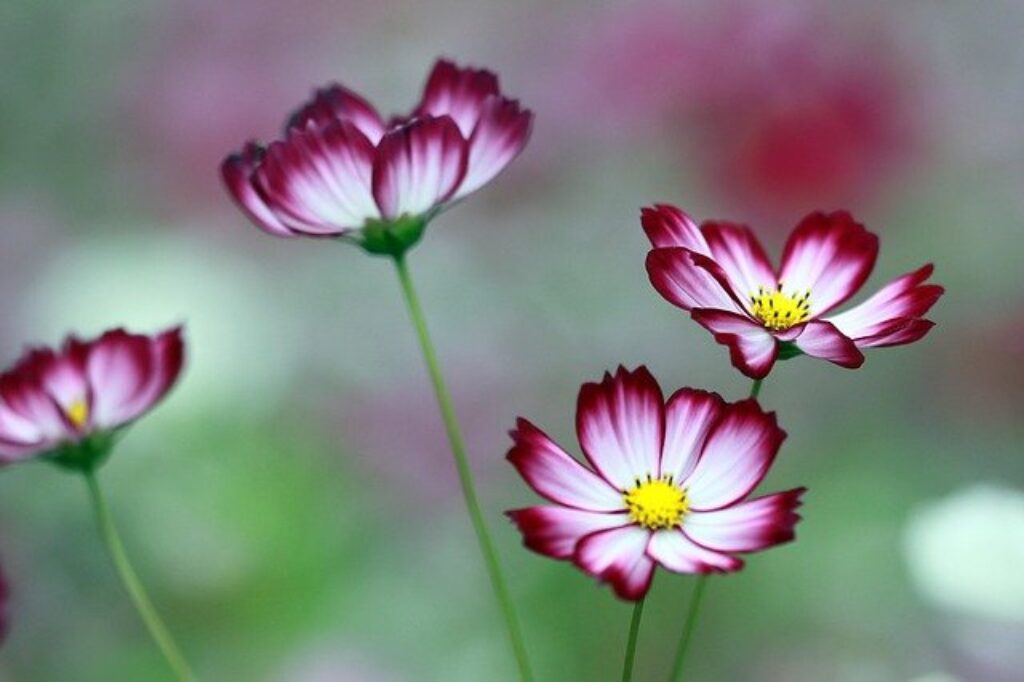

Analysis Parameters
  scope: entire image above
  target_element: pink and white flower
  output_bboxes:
[507,366,804,601]
[644,205,944,379]
[0,327,185,467]
[221,59,532,248]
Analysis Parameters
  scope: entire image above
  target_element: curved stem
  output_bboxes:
[667,575,708,681]
[621,597,646,682]
[392,256,534,681]
[84,471,195,681]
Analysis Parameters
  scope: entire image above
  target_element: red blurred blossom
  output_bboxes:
[221,59,532,245]
[643,205,943,379]
[0,328,184,465]
[507,366,804,601]
[553,2,922,219]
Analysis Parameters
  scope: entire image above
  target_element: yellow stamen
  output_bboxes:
[66,400,89,429]
[624,475,688,530]
[750,284,811,331]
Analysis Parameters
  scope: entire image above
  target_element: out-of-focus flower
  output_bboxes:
[644,205,943,379]
[222,59,532,253]
[506,366,803,601]
[550,2,921,220]
[0,328,184,470]
[904,485,1024,622]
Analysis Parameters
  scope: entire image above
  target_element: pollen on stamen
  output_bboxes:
[623,475,688,530]
[750,285,812,331]
[66,400,89,429]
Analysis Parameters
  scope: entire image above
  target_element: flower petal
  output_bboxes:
[682,399,786,511]
[792,320,864,368]
[506,418,624,511]
[853,318,937,348]
[285,84,386,144]
[254,121,379,234]
[87,327,185,428]
[0,367,67,447]
[413,59,500,138]
[17,342,90,421]
[574,525,656,600]
[700,221,776,300]
[220,143,297,237]
[690,309,779,379]
[576,366,665,490]
[507,506,628,560]
[646,248,744,313]
[778,211,879,315]
[646,529,742,573]
[371,117,469,220]
[453,97,532,200]
[0,400,49,459]
[641,204,709,251]
[660,388,725,483]
[826,264,943,346]
[683,488,805,553]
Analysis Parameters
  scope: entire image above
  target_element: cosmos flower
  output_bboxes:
[547,2,921,222]
[507,366,804,601]
[643,205,943,379]
[0,327,184,469]
[221,59,532,253]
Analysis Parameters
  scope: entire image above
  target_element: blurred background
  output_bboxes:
[1,0,1022,680]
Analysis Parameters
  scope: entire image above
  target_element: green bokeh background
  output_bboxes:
[1,1,1022,680]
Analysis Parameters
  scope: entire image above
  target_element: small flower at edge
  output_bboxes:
[220,59,533,257]
[0,327,185,472]
[643,205,944,379]
[506,366,805,601]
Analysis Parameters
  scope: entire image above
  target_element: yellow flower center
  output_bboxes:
[750,285,811,331]
[66,399,89,429]
[624,476,688,530]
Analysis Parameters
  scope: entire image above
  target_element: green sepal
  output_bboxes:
[777,341,804,361]
[44,431,118,473]
[357,215,428,257]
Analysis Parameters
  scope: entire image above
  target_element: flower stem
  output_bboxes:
[667,574,708,681]
[392,255,534,681]
[621,597,646,682]
[749,378,763,399]
[84,471,195,682]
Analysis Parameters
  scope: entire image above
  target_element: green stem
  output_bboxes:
[622,597,646,682]
[392,256,533,681]
[667,575,708,681]
[749,378,763,399]
[84,472,195,682]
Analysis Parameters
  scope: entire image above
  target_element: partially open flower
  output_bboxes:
[0,327,184,471]
[221,59,532,255]
[644,205,943,379]
[507,366,804,601]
